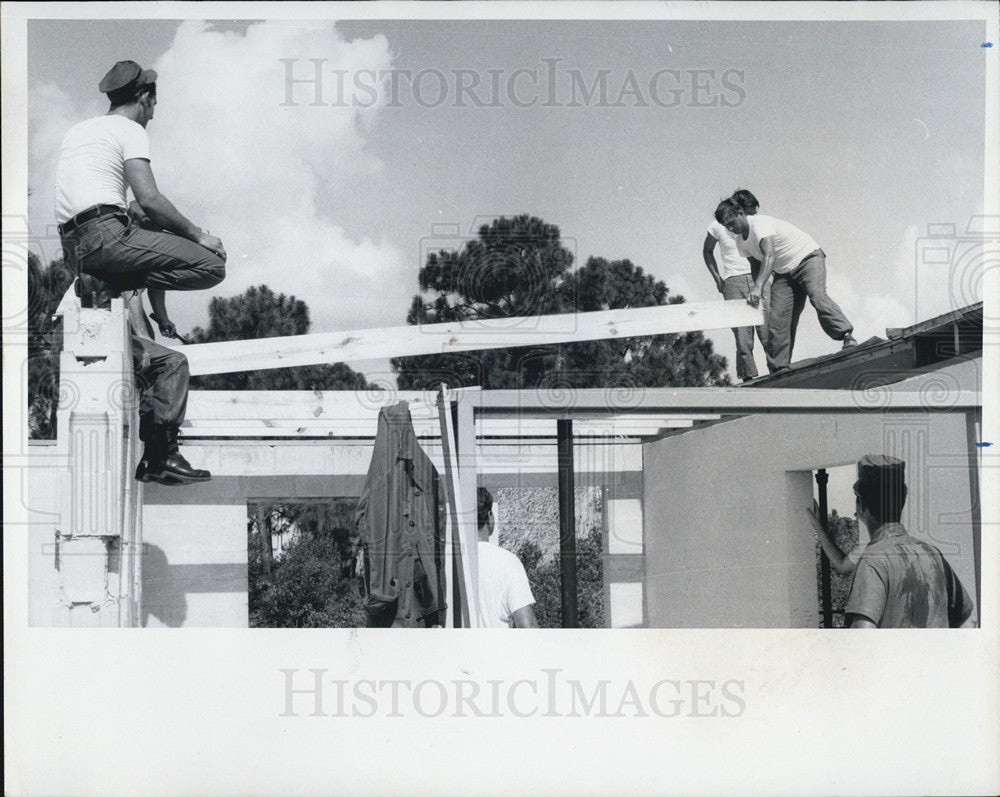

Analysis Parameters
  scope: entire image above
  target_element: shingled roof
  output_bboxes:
[743,302,983,390]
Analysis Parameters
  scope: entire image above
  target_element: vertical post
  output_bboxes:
[437,387,478,627]
[455,392,479,626]
[557,419,578,628]
[966,408,982,618]
[815,469,833,629]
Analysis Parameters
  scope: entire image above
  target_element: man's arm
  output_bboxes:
[702,233,725,294]
[511,604,539,628]
[747,236,775,308]
[805,501,856,575]
[847,614,877,629]
[124,159,226,260]
[146,289,177,339]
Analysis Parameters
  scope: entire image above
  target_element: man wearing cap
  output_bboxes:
[837,454,975,628]
[715,197,857,372]
[54,60,227,484]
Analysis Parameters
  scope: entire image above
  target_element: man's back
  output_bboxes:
[845,524,974,628]
[743,213,820,273]
[55,115,149,223]
[477,541,535,628]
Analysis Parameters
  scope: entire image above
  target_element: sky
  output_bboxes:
[26,17,988,385]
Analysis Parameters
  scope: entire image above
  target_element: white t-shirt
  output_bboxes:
[54,115,150,224]
[706,220,751,279]
[735,214,820,275]
[476,540,535,628]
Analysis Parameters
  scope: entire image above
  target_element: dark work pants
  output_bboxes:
[722,273,773,380]
[767,250,853,370]
[132,336,189,435]
[60,212,225,293]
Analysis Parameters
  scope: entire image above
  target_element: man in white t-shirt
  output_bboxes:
[476,488,538,628]
[715,198,856,371]
[55,61,227,484]
[703,214,772,381]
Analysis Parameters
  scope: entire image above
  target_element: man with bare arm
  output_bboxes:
[715,197,856,372]
[703,192,771,380]
[55,61,228,484]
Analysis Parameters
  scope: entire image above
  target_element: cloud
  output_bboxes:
[29,21,412,339]
[28,82,101,261]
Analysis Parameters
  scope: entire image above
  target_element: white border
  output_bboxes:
[4,3,999,796]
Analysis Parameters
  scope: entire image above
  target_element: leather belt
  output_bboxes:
[58,204,126,235]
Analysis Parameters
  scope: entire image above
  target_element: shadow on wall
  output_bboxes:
[142,543,188,628]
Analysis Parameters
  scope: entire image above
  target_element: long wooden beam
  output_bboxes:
[184,387,981,421]
[175,300,764,376]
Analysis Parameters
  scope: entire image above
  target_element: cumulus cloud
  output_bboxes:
[29,21,411,339]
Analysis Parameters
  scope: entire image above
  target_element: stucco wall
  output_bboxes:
[642,404,979,627]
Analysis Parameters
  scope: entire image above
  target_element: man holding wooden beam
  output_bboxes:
[715,197,857,372]
[703,192,772,381]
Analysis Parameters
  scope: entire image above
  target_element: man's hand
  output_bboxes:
[805,501,824,535]
[149,313,177,339]
[715,277,725,294]
[196,232,227,261]
[747,285,763,308]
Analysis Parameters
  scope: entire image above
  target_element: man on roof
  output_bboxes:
[715,196,857,372]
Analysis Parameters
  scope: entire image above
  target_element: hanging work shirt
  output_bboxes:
[54,115,150,224]
[735,214,820,274]
[844,523,975,628]
[706,219,752,279]
[476,540,535,628]
[355,402,445,627]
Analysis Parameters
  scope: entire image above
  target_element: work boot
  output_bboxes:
[160,424,211,483]
[842,334,859,349]
[135,417,185,485]
[137,424,210,485]
[135,456,184,485]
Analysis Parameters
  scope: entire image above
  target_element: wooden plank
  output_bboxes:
[469,387,982,413]
[175,300,764,376]
[438,388,474,627]
[438,392,457,629]
[185,391,440,420]
[455,391,480,627]
[185,387,980,423]
[179,417,702,439]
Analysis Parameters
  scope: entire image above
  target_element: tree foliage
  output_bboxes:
[393,214,729,390]
[512,527,605,628]
[248,501,366,628]
[189,285,372,391]
[815,509,860,628]
[27,254,75,439]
